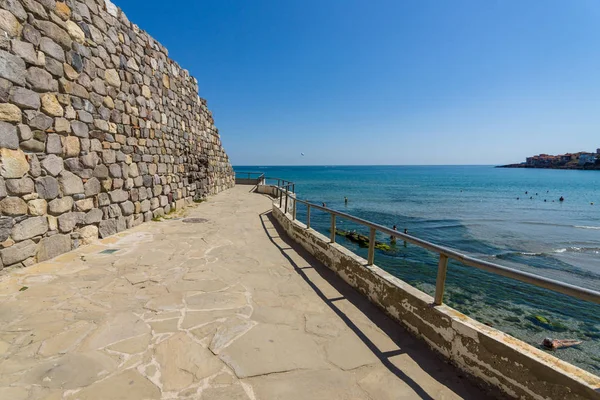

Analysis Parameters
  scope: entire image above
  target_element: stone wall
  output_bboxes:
[0,0,234,270]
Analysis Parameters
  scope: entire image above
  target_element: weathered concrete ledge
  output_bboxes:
[272,203,600,400]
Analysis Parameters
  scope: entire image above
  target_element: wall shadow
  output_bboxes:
[259,210,500,400]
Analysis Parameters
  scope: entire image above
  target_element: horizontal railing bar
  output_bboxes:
[269,186,600,305]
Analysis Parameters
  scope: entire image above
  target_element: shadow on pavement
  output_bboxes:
[259,210,498,400]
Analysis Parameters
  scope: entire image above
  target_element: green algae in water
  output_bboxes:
[526,315,569,333]
[503,316,521,323]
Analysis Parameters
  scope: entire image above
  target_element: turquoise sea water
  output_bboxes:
[235,165,600,374]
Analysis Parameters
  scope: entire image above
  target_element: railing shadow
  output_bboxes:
[259,210,496,400]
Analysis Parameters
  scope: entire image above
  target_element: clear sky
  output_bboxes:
[116,0,600,165]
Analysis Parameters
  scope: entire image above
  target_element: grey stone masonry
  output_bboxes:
[0,0,234,270]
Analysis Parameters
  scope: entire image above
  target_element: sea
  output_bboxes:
[234,165,600,374]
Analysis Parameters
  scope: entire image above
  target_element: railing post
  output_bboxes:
[306,205,311,229]
[434,254,449,306]
[279,188,282,208]
[330,214,336,243]
[367,227,376,265]
[285,190,288,214]
[292,195,297,220]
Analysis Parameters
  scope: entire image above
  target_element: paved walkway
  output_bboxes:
[0,186,491,400]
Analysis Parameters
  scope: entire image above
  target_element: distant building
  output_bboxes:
[578,153,596,165]
[597,148,600,155]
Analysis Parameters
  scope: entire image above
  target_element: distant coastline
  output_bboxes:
[497,163,600,170]
[498,148,600,170]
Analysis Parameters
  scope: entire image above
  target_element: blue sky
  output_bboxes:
[116,0,600,165]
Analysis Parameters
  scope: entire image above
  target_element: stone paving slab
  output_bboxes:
[0,186,492,399]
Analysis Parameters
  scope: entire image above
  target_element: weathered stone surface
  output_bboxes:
[71,120,88,137]
[36,233,71,262]
[109,189,128,203]
[104,69,120,88]
[62,135,80,157]
[54,1,71,20]
[0,196,27,215]
[0,215,14,241]
[84,208,102,224]
[83,176,100,197]
[27,198,47,215]
[0,9,21,38]
[46,133,62,154]
[5,176,34,194]
[24,351,116,390]
[41,154,63,176]
[0,148,29,178]
[9,87,40,109]
[26,67,58,91]
[74,198,93,211]
[0,102,21,122]
[0,239,36,265]
[59,170,83,195]
[11,39,39,65]
[58,211,84,232]
[155,332,223,392]
[0,121,18,149]
[77,224,98,244]
[35,20,71,49]
[11,215,48,241]
[1,0,27,21]
[0,49,26,85]
[98,218,116,238]
[218,324,327,378]
[0,177,5,198]
[48,196,72,214]
[35,176,59,199]
[25,110,53,130]
[119,200,134,215]
[40,93,63,116]
[64,370,160,400]
[65,20,84,43]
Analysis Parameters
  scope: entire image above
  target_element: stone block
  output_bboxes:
[46,133,63,155]
[62,136,80,157]
[0,121,18,149]
[48,196,73,214]
[57,211,84,232]
[9,87,40,109]
[0,239,36,265]
[84,208,102,224]
[0,148,29,178]
[74,198,93,211]
[40,93,63,117]
[11,215,48,241]
[37,234,71,262]
[0,216,14,241]
[41,154,64,176]
[28,198,47,216]
[5,176,33,195]
[109,189,128,203]
[0,103,21,122]
[58,170,83,195]
[0,49,26,85]
[77,224,98,244]
[26,67,58,91]
[98,219,116,238]
[35,176,59,199]
[71,120,89,138]
[119,201,134,216]
[0,196,27,215]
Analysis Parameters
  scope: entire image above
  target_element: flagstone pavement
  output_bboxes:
[0,185,492,400]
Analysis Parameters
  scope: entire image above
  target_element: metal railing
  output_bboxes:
[260,177,600,306]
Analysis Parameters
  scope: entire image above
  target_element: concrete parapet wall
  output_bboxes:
[272,204,600,400]
[0,0,234,270]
